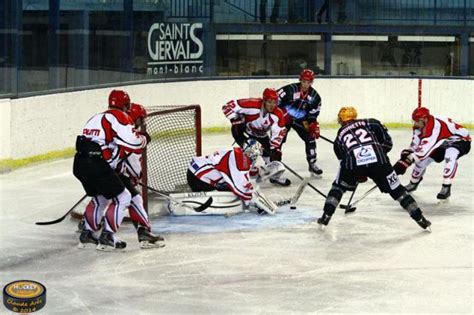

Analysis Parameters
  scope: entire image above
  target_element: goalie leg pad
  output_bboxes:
[249,191,277,215]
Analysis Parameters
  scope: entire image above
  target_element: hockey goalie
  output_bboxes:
[169,140,279,216]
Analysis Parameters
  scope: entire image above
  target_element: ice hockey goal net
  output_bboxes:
[142,105,202,210]
[71,104,201,219]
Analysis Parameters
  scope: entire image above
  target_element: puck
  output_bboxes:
[290,206,297,210]
[3,280,47,313]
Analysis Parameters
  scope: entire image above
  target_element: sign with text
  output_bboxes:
[147,22,204,77]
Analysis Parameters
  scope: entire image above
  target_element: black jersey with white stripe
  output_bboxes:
[334,118,393,170]
[277,83,321,121]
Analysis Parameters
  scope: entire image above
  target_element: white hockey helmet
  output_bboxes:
[243,139,261,165]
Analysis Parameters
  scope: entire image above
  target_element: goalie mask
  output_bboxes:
[243,139,261,166]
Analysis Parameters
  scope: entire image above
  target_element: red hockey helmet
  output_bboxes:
[299,69,315,82]
[262,88,278,102]
[108,89,131,110]
[128,103,147,123]
[412,107,431,121]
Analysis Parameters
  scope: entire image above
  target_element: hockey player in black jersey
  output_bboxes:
[317,107,431,230]
[277,69,323,175]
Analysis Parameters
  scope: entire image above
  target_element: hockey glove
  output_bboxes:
[269,148,282,161]
[393,157,413,175]
[308,121,320,139]
[230,119,246,146]
[400,148,414,160]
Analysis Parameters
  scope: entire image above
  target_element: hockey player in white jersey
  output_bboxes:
[222,88,290,186]
[394,107,471,200]
[73,89,148,250]
[115,103,165,248]
[187,140,277,215]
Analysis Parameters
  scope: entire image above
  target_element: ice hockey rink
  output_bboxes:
[1,129,473,314]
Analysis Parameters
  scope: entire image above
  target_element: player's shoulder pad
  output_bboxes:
[270,107,286,125]
[106,109,133,125]
[366,117,381,124]
[233,147,251,171]
[238,98,262,109]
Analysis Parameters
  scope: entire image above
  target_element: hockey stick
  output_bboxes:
[291,177,310,205]
[36,194,88,225]
[139,183,213,212]
[339,184,358,213]
[340,184,377,210]
[319,135,334,144]
[280,161,327,199]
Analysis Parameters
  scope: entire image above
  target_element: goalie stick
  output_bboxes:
[291,177,310,205]
[36,194,88,225]
[139,183,213,212]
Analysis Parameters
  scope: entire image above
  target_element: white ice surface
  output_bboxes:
[1,130,473,314]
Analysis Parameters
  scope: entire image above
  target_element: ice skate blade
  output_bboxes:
[96,244,126,252]
[140,241,166,249]
[77,242,97,249]
[437,198,449,204]
[424,226,432,233]
[310,173,322,179]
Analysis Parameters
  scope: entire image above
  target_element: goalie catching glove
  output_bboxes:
[247,190,277,215]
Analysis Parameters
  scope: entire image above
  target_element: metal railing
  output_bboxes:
[168,0,213,18]
[358,0,473,25]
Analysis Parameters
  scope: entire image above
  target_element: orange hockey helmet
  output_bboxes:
[337,106,358,124]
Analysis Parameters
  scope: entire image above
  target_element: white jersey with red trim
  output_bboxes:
[80,109,147,169]
[410,115,471,161]
[188,147,254,205]
[222,98,287,149]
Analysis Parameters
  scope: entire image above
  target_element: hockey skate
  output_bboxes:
[137,227,165,249]
[269,176,291,186]
[78,229,99,249]
[317,213,331,226]
[415,216,432,231]
[308,161,323,176]
[96,231,127,251]
[410,209,431,231]
[436,184,451,200]
[405,178,422,192]
[76,218,85,233]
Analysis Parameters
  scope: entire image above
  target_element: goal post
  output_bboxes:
[142,105,202,211]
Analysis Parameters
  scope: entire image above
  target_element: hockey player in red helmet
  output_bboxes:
[222,88,290,186]
[73,89,148,250]
[101,102,165,248]
[394,107,471,200]
[108,89,131,111]
[276,68,323,176]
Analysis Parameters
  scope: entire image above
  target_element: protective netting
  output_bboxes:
[144,105,201,194]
